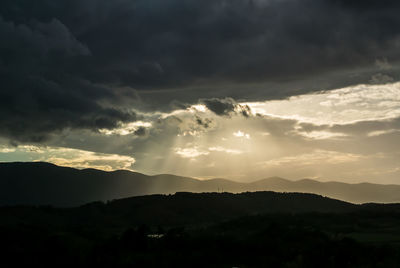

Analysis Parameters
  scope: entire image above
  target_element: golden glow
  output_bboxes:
[2,82,400,184]
[0,145,135,171]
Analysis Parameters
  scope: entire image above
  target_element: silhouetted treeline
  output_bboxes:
[2,192,400,267]
[1,191,357,230]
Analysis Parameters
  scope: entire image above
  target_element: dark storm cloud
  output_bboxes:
[1,0,400,141]
[0,15,138,142]
[201,98,237,116]
[201,97,252,117]
[133,126,147,137]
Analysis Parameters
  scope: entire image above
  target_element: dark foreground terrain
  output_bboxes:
[2,191,400,267]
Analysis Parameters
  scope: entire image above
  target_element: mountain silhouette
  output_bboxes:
[1,162,400,206]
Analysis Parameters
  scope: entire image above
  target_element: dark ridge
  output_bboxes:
[0,191,358,228]
[2,161,400,206]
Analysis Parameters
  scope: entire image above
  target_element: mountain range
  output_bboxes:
[1,161,400,206]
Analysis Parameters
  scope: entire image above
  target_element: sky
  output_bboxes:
[1,0,400,184]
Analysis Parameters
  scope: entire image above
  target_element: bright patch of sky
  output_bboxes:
[245,82,400,125]
[0,145,135,171]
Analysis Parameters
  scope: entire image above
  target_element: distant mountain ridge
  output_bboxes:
[1,162,400,206]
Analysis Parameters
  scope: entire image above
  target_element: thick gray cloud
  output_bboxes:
[1,0,400,141]
[133,126,147,137]
[0,16,137,142]
[201,98,237,116]
[201,97,251,117]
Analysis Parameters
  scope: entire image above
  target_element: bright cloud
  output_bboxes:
[244,82,400,125]
[208,146,243,155]
[99,121,152,136]
[175,147,209,158]
[296,131,348,140]
[259,150,363,167]
[233,131,251,139]
[0,146,16,153]
[367,129,400,137]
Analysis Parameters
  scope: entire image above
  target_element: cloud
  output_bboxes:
[0,145,136,171]
[0,146,16,153]
[375,58,392,71]
[175,147,209,158]
[99,121,151,136]
[370,73,394,84]
[1,0,400,139]
[201,98,252,117]
[245,82,400,125]
[1,0,400,184]
[296,131,348,140]
[0,16,90,58]
[201,98,237,116]
[195,116,213,129]
[367,129,400,137]
[208,146,243,155]
[0,15,140,142]
[233,131,251,139]
[258,150,364,167]
[133,126,148,137]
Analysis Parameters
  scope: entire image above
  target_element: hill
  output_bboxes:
[2,191,400,267]
[1,162,400,206]
[0,191,359,230]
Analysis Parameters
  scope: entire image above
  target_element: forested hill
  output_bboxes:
[2,162,400,206]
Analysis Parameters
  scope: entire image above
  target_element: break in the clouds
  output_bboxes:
[1,0,400,183]
[0,145,136,171]
[1,82,400,183]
